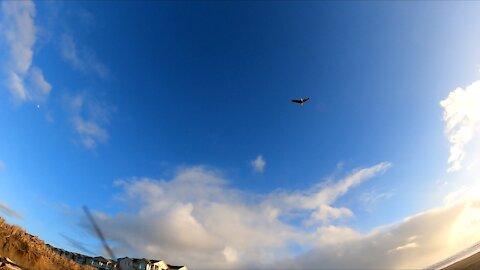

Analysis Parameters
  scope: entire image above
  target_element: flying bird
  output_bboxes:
[291,98,310,106]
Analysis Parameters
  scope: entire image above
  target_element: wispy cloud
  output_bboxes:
[0,160,5,171]
[264,162,392,224]
[65,93,112,149]
[251,155,266,173]
[440,80,480,172]
[0,0,52,104]
[359,189,394,212]
[0,202,22,219]
[83,163,390,269]
[60,33,109,79]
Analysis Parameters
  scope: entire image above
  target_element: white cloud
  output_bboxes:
[389,242,419,253]
[264,162,392,224]
[222,246,239,263]
[79,162,480,269]
[60,33,109,79]
[60,34,82,69]
[85,163,389,269]
[28,67,52,102]
[7,71,28,101]
[440,80,480,172]
[313,226,361,246]
[251,155,266,173]
[282,199,480,270]
[65,94,111,149]
[1,1,35,74]
[1,0,52,104]
[0,202,22,219]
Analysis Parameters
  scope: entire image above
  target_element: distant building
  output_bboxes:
[133,258,150,270]
[117,257,133,270]
[47,245,186,270]
[149,259,169,270]
[118,258,171,270]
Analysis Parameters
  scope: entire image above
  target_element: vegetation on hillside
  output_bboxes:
[0,217,94,270]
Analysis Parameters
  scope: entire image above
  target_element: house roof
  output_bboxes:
[149,259,164,263]
[93,256,108,262]
[132,258,150,263]
[167,265,187,270]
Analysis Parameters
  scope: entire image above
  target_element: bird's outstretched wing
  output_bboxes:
[303,98,310,102]
[291,99,302,103]
[83,206,116,261]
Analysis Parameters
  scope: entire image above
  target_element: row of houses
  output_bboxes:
[46,244,188,270]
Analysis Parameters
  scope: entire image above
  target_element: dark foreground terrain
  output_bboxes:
[441,251,480,270]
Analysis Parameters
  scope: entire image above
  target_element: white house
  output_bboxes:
[118,257,172,270]
[148,259,169,270]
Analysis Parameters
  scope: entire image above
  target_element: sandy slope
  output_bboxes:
[441,251,480,270]
[0,217,94,270]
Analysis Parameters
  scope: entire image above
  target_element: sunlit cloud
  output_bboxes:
[281,199,480,270]
[79,162,480,269]
[83,163,389,269]
[440,80,480,172]
[0,0,52,104]
[251,155,266,173]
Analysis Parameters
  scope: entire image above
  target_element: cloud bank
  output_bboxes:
[0,0,52,104]
[85,163,390,269]
[80,160,480,269]
[283,199,480,269]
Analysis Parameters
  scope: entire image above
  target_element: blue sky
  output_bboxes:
[1,1,480,269]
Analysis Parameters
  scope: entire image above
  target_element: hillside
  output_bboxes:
[0,217,94,270]
[441,251,480,270]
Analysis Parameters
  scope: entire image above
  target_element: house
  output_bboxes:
[72,253,87,265]
[148,259,168,270]
[133,258,150,270]
[117,257,134,270]
[106,259,117,270]
[92,256,112,270]
[63,250,73,260]
[45,244,186,270]
[85,256,95,266]
[118,258,171,270]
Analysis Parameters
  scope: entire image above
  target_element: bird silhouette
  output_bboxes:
[291,98,310,106]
